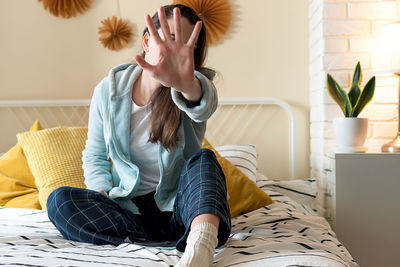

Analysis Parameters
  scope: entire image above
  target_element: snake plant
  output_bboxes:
[326,62,376,117]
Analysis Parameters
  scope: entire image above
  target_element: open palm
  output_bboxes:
[134,7,202,93]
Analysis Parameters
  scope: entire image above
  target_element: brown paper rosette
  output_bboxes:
[37,0,91,18]
[173,0,232,45]
[98,16,133,51]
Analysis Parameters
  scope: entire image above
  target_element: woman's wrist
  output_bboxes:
[179,77,202,103]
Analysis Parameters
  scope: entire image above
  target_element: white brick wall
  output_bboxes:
[309,0,327,218]
[325,37,348,52]
[349,37,373,52]
[348,2,397,19]
[359,104,398,120]
[309,0,400,223]
[374,86,398,103]
[323,53,370,69]
[373,122,399,137]
[324,20,370,36]
[324,2,347,18]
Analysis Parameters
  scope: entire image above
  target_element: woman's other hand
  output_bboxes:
[98,190,108,196]
[134,7,203,102]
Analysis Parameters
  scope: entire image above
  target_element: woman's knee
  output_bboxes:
[184,148,222,175]
[189,148,218,163]
[178,148,228,205]
[47,186,75,218]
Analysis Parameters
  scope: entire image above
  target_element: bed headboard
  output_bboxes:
[0,98,296,180]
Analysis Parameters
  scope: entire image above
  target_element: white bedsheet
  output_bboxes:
[0,179,358,267]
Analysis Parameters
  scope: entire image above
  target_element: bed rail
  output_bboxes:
[0,98,296,179]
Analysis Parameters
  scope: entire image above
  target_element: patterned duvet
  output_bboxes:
[0,178,358,267]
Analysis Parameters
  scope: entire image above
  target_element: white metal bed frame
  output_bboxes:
[0,98,296,179]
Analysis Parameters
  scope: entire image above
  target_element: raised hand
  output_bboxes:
[134,7,203,101]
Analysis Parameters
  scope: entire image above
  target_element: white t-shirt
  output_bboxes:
[129,101,160,196]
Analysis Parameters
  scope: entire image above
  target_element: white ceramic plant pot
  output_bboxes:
[333,117,368,153]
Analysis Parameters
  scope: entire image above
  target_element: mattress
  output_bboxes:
[0,178,358,267]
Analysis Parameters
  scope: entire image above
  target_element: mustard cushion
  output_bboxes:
[5,191,41,210]
[202,138,274,218]
[17,127,88,210]
[0,120,42,209]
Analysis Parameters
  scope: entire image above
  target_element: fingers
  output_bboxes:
[145,14,162,44]
[98,190,108,196]
[134,55,156,72]
[174,7,183,44]
[187,21,202,48]
[158,6,172,42]
[148,6,200,47]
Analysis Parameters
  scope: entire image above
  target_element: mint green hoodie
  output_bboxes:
[82,64,218,214]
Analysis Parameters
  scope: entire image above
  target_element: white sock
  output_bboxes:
[175,222,218,267]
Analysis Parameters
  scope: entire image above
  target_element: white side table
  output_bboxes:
[331,153,400,267]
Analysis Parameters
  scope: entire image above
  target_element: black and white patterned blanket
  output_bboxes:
[0,179,358,267]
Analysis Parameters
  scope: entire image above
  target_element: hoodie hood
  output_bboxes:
[108,63,142,98]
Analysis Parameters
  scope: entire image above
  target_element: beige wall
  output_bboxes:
[0,0,309,179]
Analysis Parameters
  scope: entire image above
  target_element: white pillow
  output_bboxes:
[215,144,258,183]
[256,172,317,212]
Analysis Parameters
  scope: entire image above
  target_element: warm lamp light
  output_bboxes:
[373,23,400,152]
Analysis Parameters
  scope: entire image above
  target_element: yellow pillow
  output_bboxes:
[17,127,88,210]
[0,120,42,209]
[202,138,274,218]
[4,191,41,209]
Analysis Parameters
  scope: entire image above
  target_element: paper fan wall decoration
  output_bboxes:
[37,0,92,18]
[98,16,132,51]
[173,0,232,45]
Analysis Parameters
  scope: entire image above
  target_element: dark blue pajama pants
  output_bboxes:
[47,149,231,252]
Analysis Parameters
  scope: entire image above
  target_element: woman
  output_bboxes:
[47,4,231,267]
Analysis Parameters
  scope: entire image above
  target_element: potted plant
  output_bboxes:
[327,62,376,153]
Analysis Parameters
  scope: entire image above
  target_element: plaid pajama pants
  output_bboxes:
[47,148,231,252]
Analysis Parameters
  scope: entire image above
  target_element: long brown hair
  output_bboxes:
[142,4,210,150]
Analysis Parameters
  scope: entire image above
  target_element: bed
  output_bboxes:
[0,98,358,266]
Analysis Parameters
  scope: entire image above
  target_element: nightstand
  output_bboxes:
[329,153,400,267]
